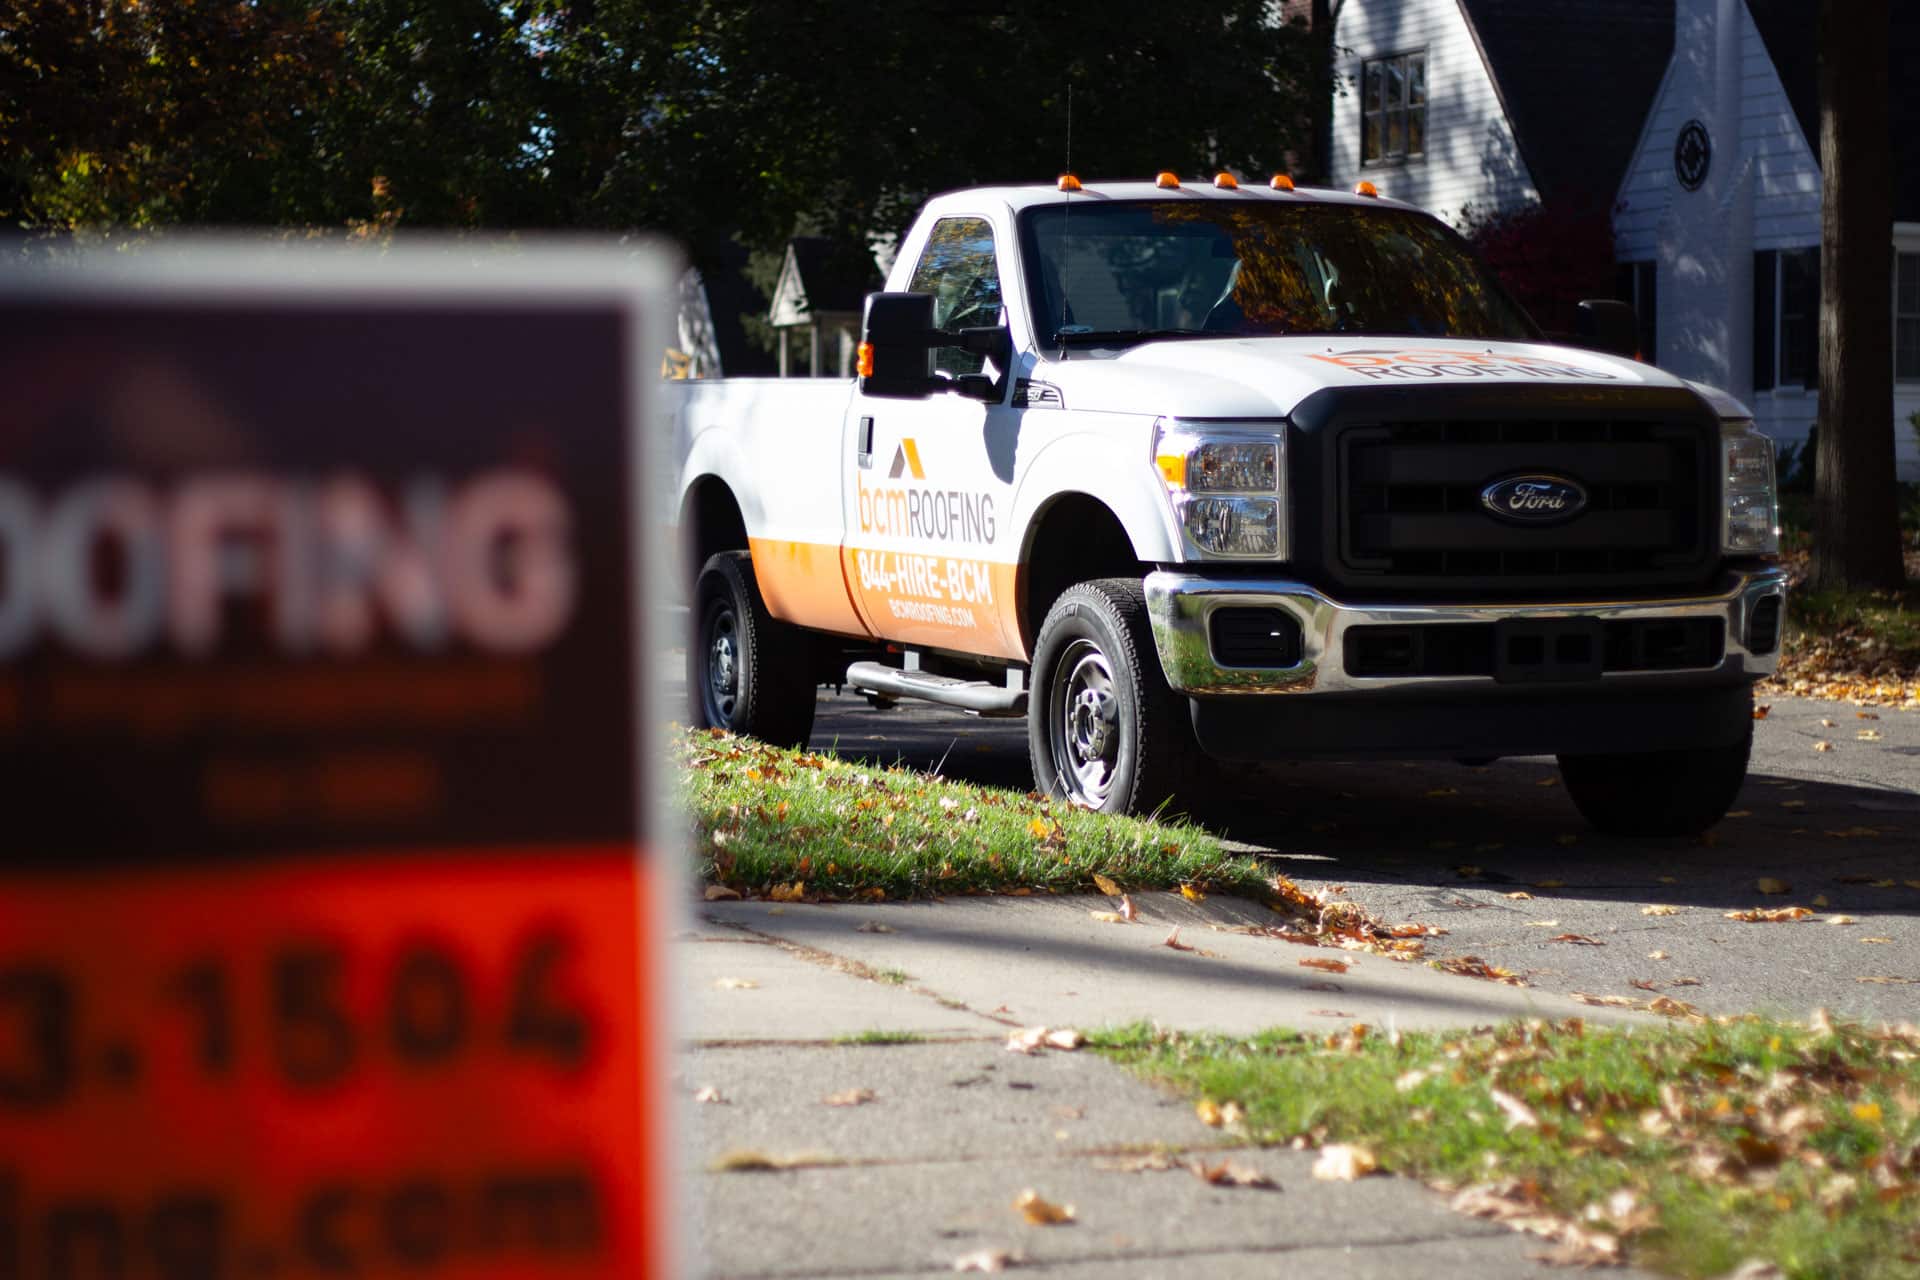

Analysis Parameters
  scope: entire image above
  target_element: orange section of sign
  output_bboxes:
[747,537,871,639]
[0,847,655,1280]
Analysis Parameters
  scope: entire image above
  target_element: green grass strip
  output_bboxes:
[1095,1016,1920,1278]
[677,727,1272,902]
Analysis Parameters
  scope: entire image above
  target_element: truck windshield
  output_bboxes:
[1018,199,1537,347]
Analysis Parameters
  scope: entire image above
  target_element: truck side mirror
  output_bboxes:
[1574,299,1641,361]
[859,292,939,399]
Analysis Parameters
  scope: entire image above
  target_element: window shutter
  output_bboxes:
[1752,250,1776,390]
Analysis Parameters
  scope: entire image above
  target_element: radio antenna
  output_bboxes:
[1058,84,1072,357]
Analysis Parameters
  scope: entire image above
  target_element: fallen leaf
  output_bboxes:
[1179,883,1206,903]
[1005,1026,1085,1055]
[1433,955,1527,985]
[1821,719,1839,728]
[1196,1098,1225,1127]
[1163,925,1195,952]
[694,1086,728,1104]
[710,1149,840,1173]
[1523,919,1562,928]
[1299,957,1351,974]
[1572,992,1639,1008]
[1548,933,1605,946]
[823,1088,876,1107]
[1119,894,1138,922]
[1188,1158,1276,1188]
[1813,741,1834,752]
[1092,872,1122,898]
[1642,904,1682,916]
[1490,1086,1539,1129]
[1753,704,1772,719]
[1012,1189,1075,1225]
[714,977,760,990]
[1312,1144,1379,1181]
[1503,891,1534,901]
[1861,937,1895,944]
[1648,950,1670,960]
[1857,975,1920,984]
[1089,911,1127,924]
[951,1247,1021,1273]
[1827,915,1860,925]
[1757,877,1792,895]
[1646,996,1702,1019]
[1096,1153,1180,1173]
[1725,906,1815,922]
[1859,730,1884,741]
[856,920,895,934]
[703,885,742,901]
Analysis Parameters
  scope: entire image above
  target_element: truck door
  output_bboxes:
[842,216,1026,661]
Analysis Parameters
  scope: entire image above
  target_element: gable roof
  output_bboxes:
[1746,0,1920,223]
[768,236,882,326]
[1455,0,1674,214]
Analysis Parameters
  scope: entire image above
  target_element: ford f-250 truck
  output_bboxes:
[668,176,1786,835]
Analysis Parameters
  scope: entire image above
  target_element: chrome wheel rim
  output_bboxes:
[1048,639,1120,807]
[702,604,740,726]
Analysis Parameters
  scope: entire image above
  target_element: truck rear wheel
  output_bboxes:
[1028,579,1200,816]
[1557,718,1752,837]
[689,552,816,748]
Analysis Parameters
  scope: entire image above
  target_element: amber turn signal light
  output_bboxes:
[856,342,874,378]
[1269,173,1295,191]
[1354,180,1380,198]
[1155,171,1180,189]
[1057,173,1082,192]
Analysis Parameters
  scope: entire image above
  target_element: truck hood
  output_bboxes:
[1034,335,1719,420]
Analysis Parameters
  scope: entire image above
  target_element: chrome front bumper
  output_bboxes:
[1144,566,1788,696]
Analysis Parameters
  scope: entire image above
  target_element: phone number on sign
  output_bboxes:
[1,929,618,1279]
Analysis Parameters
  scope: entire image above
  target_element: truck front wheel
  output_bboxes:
[689,552,816,748]
[1557,720,1752,837]
[1028,579,1199,816]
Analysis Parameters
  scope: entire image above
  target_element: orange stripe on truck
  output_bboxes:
[747,538,871,638]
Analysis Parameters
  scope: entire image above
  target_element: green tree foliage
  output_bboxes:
[2,0,1321,266]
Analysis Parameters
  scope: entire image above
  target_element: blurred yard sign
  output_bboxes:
[0,240,678,1279]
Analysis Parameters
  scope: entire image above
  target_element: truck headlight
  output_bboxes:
[1720,421,1779,555]
[1153,420,1288,559]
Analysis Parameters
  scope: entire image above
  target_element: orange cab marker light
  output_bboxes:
[1155,454,1187,488]
[856,342,874,378]
[1270,173,1295,191]
[1057,173,1082,192]
[1156,171,1181,189]
[1213,172,1238,189]
[1354,180,1380,198]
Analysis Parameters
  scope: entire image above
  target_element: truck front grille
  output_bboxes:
[1335,418,1711,592]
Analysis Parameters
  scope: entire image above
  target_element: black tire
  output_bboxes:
[688,552,817,747]
[1027,579,1201,816]
[1557,719,1753,837]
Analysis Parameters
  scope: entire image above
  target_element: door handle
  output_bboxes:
[856,415,875,469]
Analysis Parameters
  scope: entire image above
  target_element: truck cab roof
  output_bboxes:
[919,179,1417,220]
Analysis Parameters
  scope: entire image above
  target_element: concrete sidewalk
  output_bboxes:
[679,893,1658,1278]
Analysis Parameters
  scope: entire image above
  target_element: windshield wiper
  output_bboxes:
[1050,327,1218,346]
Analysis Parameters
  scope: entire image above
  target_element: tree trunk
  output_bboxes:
[1811,0,1904,590]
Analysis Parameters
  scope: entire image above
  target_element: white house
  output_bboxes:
[1613,0,1920,479]
[1326,0,1672,228]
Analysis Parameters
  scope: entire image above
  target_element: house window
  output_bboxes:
[1615,260,1657,361]
[1361,51,1426,165]
[1752,247,1819,390]
[1898,251,1920,381]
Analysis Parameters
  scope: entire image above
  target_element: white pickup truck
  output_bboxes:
[668,177,1787,835]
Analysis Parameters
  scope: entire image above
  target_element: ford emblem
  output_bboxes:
[1480,474,1588,524]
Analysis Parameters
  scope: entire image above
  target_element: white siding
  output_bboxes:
[1619,6,1820,259]
[1328,0,1537,226]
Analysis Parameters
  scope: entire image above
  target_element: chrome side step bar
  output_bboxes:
[845,661,1027,717]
